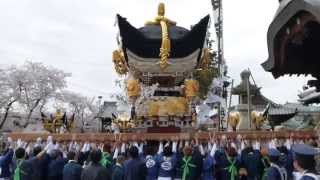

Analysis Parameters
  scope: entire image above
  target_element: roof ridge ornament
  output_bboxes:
[145,3,177,71]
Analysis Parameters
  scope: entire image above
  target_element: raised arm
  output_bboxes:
[2,138,14,163]
[138,142,144,155]
[172,141,177,153]
[120,142,126,155]
[210,143,217,157]
[113,143,119,160]
[157,141,164,155]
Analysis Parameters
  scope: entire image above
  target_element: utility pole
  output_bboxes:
[212,0,223,75]
[212,0,224,130]
[246,75,252,129]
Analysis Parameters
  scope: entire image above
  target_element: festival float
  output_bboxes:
[41,109,75,133]
[112,2,209,133]
[6,2,318,142]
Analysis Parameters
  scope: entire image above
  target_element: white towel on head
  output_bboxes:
[158,177,171,180]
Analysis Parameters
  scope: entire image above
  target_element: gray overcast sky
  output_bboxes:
[0,0,311,104]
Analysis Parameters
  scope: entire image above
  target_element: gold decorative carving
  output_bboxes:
[184,79,199,99]
[42,109,75,133]
[251,111,266,130]
[112,50,128,75]
[126,79,141,97]
[228,112,240,131]
[145,3,176,71]
[148,97,188,116]
[200,48,210,69]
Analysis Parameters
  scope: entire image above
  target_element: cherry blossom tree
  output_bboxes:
[17,62,71,127]
[0,61,71,129]
[0,66,23,129]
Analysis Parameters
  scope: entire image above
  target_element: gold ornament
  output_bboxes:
[126,79,141,97]
[200,48,210,69]
[148,97,188,117]
[112,49,128,75]
[228,112,240,131]
[184,79,199,99]
[251,111,266,130]
[145,3,176,71]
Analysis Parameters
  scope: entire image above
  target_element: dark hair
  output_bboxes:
[50,149,62,160]
[116,155,125,164]
[90,149,102,163]
[183,146,193,156]
[296,154,316,171]
[67,151,76,161]
[277,146,288,154]
[0,142,6,155]
[163,146,172,157]
[144,145,155,156]
[15,148,26,159]
[103,143,111,153]
[33,146,42,157]
[226,147,237,158]
[269,155,280,163]
[129,146,139,158]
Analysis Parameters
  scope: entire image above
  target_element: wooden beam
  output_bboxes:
[5,130,317,142]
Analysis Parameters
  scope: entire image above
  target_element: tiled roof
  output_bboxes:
[268,107,296,115]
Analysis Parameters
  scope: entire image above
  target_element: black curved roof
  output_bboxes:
[116,14,210,59]
[139,25,189,40]
[262,0,320,78]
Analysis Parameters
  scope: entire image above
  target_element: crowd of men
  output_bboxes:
[0,136,319,180]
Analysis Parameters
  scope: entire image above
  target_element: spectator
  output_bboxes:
[63,151,82,180]
[28,145,50,180]
[124,146,147,180]
[292,144,320,180]
[47,149,67,180]
[0,141,14,180]
[181,146,198,180]
[112,155,125,180]
[100,143,114,175]
[81,149,110,180]
[214,146,241,180]
[144,145,158,180]
[265,148,287,180]
[157,142,177,179]
[13,147,33,180]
